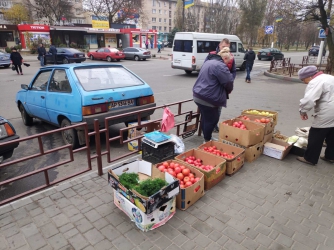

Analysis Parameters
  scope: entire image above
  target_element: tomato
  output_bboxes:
[187,159,194,164]
[190,177,195,183]
[180,184,185,189]
[174,163,180,168]
[158,165,165,172]
[185,181,193,187]
[188,173,195,179]
[174,167,181,174]
[183,176,190,183]
[163,162,169,167]
[170,162,175,168]
[182,168,190,176]
[176,173,184,181]
[180,181,184,185]
[180,165,186,170]
[195,177,201,182]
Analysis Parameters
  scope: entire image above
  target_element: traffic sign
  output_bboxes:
[265,26,274,35]
[319,29,326,38]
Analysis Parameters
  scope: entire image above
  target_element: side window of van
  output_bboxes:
[238,43,245,53]
[197,41,220,53]
[173,40,193,52]
[230,42,237,53]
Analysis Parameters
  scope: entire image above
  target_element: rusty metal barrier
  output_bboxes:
[0,99,200,205]
[0,123,91,205]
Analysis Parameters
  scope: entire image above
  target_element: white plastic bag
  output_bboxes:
[169,134,185,154]
[295,127,310,138]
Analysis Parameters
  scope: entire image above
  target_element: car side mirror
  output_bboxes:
[21,84,29,90]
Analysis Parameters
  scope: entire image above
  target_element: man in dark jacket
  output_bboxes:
[37,44,46,66]
[49,44,57,64]
[244,47,256,83]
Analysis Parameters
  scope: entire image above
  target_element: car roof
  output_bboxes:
[42,63,125,69]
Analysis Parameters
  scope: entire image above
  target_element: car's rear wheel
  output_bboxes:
[185,70,192,74]
[90,55,94,60]
[61,118,79,149]
[4,64,10,68]
[134,55,139,61]
[20,104,33,126]
[116,59,121,61]
[107,56,112,62]
[143,58,147,61]
[63,58,69,64]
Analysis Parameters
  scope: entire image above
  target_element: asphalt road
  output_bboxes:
[0,52,312,201]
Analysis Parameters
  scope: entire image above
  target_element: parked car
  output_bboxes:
[0,116,19,163]
[308,45,326,56]
[0,49,11,68]
[122,47,151,61]
[87,48,125,62]
[45,48,86,64]
[16,64,156,149]
[257,48,284,61]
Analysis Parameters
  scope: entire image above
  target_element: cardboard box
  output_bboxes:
[198,141,245,175]
[263,138,293,160]
[263,131,274,144]
[108,160,179,214]
[237,114,275,135]
[113,190,176,232]
[127,121,161,151]
[219,118,265,147]
[242,109,278,125]
[220,139,264,163]
[175,149,226,190]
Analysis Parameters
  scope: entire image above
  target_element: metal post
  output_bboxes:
[182,0,185,31]
[317,40,325,65]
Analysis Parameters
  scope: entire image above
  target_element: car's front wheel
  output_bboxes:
[134,55,140,61]
[90,55,94,60]
[63,58,69,64]
[107,56,112,62]
[61,118,79,149]
[19,104,33,126]
[185,70,192,74]
[239,62,246,71]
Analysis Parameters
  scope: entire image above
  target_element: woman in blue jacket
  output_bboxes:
[193,47,234,142]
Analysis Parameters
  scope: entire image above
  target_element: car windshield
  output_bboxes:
[74,67,144,91]
[64,48,81,53]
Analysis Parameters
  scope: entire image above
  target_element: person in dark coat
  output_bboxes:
[10,47,23,75]
[244,47,256,83]
[37,43,47,66]
[193,47,234,142]
[49,44,57,64]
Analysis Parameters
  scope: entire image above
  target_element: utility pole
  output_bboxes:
[182,0,185,31]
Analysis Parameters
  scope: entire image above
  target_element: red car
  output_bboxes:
[87,47,125,62]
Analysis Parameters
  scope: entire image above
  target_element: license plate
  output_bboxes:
[79,55,84,57]
[261,52,266,55]
[119,53,123,55]
[174,59,181,63]
[108,99,135,109]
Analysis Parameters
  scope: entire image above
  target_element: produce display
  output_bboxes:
[273,132,288,141]
[202,146,238,160]
[157,161,201,189]
[118,172,168,197]
[223,120,248,130]
[244,109,274,117]
[240,115,271,124]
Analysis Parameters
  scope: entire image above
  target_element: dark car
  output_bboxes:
[45,48,86,64]
[0,116,19,163]
[308,46,326,56]
[122,47,151,61]
[257,48,284,61]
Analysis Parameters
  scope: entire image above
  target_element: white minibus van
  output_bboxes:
[171,32,246,74]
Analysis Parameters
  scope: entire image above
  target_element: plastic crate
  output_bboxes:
[142,141,175,164]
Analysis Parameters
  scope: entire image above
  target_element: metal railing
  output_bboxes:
[0,99,200,205]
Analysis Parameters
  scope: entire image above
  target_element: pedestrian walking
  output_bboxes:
[37,43,46,66]
[205,38,237,133]
[10,47,23,75]
[193,47,234,142]
[145,40,149,49]
[244,47,256,83]
[49,44,57,64]
[157,43,161,53]
[296,65,334,165]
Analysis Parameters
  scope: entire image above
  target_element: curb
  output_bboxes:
[264,70,302,83]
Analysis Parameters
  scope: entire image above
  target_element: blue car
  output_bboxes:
[0,49,11,68]
[45,48,86,64]
[0,116,19,163]
[16,64,156,148]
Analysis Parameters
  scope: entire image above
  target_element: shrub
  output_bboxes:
[69,42,77,48]
[59,44,67,47]
[5,47,11,53]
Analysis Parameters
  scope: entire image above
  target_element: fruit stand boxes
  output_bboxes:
[114,190,176,232]
[175,149,226,190]
[238,114,275,135]
[198,141,245,175]
[219,118,265,147]
[220,139,264,163]
[142,141,175,164]
[241,109,278,125]
[263,138,293,160]
[108,160,179,214]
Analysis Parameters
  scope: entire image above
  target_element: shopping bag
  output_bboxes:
[295,127,310,138]
[160,107,175,132]
[11,65,16,71]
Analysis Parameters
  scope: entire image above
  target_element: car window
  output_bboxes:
[196,41,219,53]
[230,42,237,53]
[104,48,109,53]
[74,67,144,91]
[31,70,52,91]
[238,43,245,53]
[98,48,104,52]
[173,40,193,53]
[49,69,72,93]
[57,48,65,53]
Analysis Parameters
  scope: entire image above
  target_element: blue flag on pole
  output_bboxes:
[185,0,194,9]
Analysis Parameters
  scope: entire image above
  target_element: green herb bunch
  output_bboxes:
[134,178,168,197]
[119,173,139,189]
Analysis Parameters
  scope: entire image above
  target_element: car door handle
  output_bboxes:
[182,54,186,56]
[41,96,45,99]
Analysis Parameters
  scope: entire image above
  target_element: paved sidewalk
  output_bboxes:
[0,133,333,250]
